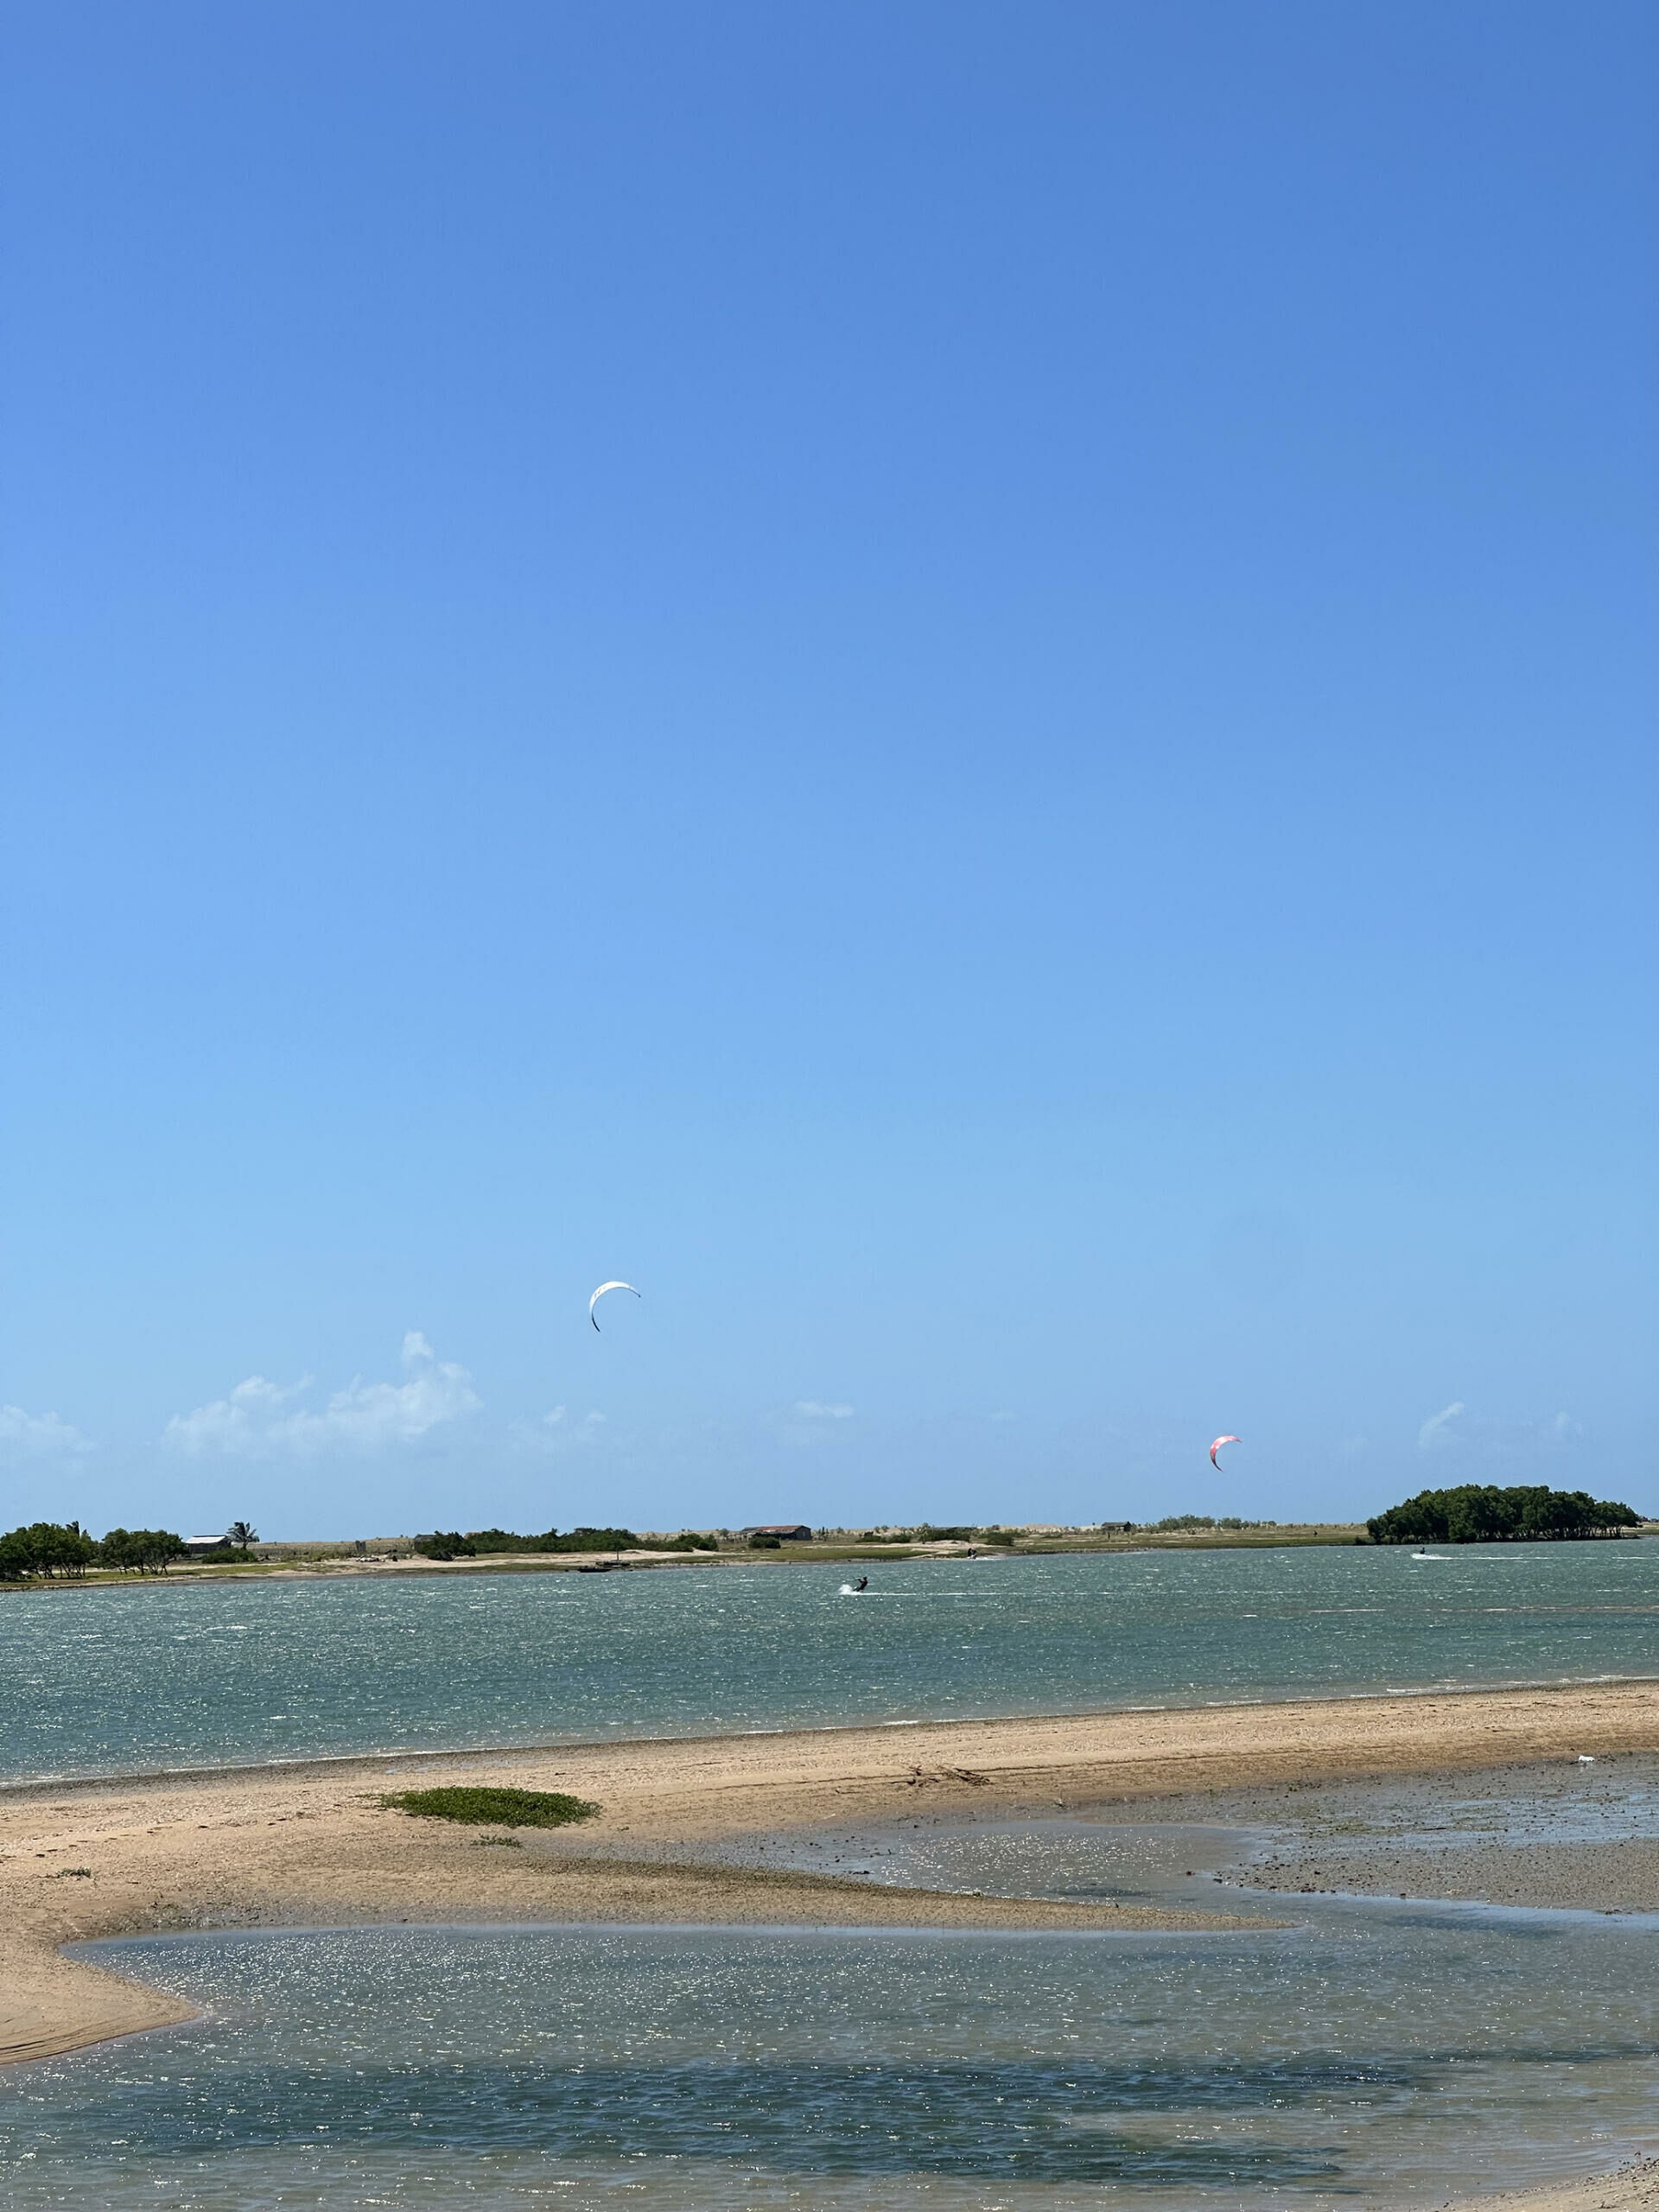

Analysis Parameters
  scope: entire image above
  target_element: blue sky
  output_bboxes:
[2,1,1653,1538]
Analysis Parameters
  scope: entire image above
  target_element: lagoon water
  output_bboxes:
[3,1904,1656,2209]
[3,1542,1657,1783]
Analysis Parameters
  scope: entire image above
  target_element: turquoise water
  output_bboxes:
[3,1909,1655,2209]
[3,1544,1656,1782]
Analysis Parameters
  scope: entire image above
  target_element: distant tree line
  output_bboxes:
[411,1527,718,1560]
[851,1525,1007,1545]
[0,1522,191,1580]
[1147,1515,1276,1533]
[1367,1484,1643,1545]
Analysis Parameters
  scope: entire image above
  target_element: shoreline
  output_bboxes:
[9,1669,1659,1802]
[1434,2163,1659,2212]
[5,1679,1656,2208]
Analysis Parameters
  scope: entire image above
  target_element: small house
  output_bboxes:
[740,1523,814,1541]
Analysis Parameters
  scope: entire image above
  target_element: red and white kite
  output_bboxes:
[1209,1433,1240,1471]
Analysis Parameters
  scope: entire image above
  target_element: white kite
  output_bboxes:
[588,1280,641,1332]
[1209,1433,1240,1471]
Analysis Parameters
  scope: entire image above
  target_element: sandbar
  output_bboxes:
[4,1678,1656,2203]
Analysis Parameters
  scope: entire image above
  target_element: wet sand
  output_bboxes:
[1198,1751,1659,1911]
[1439,2160,1659,2212]
[3,1678,1656,2202]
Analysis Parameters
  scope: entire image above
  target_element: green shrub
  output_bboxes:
[748,1531,782,1548]
[461,1526,657,1554]
[561,1527,641,1552]
[420,1526,714,1560]
[413,1532,476,1560]
[380,1785,599,1827]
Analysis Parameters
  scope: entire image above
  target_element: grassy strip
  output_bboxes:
[381,1784,599,1827]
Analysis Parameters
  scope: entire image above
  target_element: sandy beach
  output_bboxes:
[1436,2162,1659,2212]
[4,1676,1656,2202]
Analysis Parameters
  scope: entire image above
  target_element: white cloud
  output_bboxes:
[1414,1400,1581,1465]
[0,1404,94,1459]
[512,1406,607,1456]
[796,1400,854,1420]
[166,1332,480,1459]
[1417,1401,1465,1450]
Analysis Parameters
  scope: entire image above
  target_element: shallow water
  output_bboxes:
[3,1543,1656,1783]
[3,1911,1655,2209]
[716,1761,1659,1900]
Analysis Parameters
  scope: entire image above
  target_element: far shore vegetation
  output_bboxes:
[0,1521,194,1579]
[411,1526,718,1560]
[3,1494,1651,1586]
[1367,1484,1643,1545]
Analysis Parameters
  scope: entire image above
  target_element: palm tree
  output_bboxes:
[226,1520,258,1550]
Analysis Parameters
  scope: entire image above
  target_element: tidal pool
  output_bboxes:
[3,1906,1655,2209]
